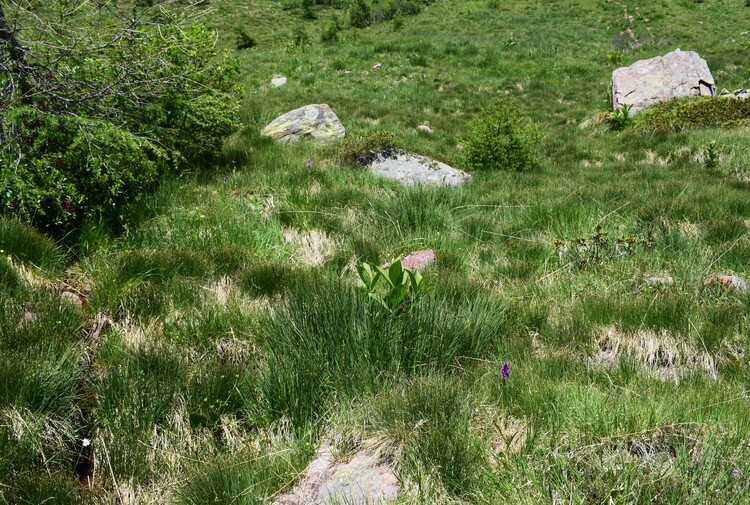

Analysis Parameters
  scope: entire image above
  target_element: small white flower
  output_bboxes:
[82,438,91,447]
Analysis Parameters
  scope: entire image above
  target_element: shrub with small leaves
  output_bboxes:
[338,130,402,167]
[636,96,750,132]
[349,0,372,28]
[463,102,540,171]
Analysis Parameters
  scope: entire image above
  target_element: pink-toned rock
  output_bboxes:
[612,49,715,112]
[703,275,749,294]
[273,445,399,505]
[400,249,435,270]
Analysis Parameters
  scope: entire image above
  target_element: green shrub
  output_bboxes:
[349,0,372,28]
[636,96,750,132]
[0,8,240,233]
[350,0,432,27]
[321,15,342,43]
[463,102,540,171]
[338,130,401,167]
[1,108,168,231]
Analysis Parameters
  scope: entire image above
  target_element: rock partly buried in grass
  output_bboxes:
[60,290,86,308]
[369,152,471,187]
[381,249,436,271]
[612,49,715,113]
[273,445,399,505]
[703,274,749,294]
[400,249,436,270]
[645,274,674,287]
[271,76,287,88]
[261,104,345,144]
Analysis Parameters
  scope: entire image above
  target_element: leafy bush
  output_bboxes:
[555,225,639,270]
[321,15,342,43]
[350,0,433,27]
[1,108,168,231]
[0,3,240,232]
[349,0,372,28]
[636,96,750,132]
[463,102,540,171]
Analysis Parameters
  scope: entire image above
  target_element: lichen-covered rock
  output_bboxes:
[369,152,470,187]
[612,49,715,113]
[261,104,346,144]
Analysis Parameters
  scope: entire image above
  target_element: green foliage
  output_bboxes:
[235,27,256,49]
[349,0,372,28]
[338,129,401,167]
[320,15,342,43]
[0,5,240,232]
[349,0,432,27]
[259,279,504,428]
[178,444,313,504]
[0,218,62,268]
[2,107,168,231]
[555,225,639,270]
[602,50,624,66]
[609,103,632,130]
[636,96,750,132]
[368,375,488,496]
[463,102,540,171]
[356,258,430,313]
[301,0,317,19]
[292,24,311,48]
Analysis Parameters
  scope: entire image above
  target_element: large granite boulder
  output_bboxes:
[262,104,346,144]
[612,49,715,112]
[369,152,471,187]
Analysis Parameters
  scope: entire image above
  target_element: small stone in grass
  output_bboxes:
[703,275,749,294]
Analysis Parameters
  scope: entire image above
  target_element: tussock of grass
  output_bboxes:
[259,278,505,428]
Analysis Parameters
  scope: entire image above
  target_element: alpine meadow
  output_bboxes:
[2,0,750,503]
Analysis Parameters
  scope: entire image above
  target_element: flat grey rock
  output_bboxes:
[369,153,470,187]
[612,49,715,113]
[271,76,287,88]
[273,446,399,505]
[261,104,346,144]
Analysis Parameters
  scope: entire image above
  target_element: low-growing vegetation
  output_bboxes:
[2,0,750,503]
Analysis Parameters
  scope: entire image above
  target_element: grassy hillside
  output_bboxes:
[2,0,750,503]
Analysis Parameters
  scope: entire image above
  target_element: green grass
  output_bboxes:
[2,0,750,502]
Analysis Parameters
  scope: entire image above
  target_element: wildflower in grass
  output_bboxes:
[731,468,741,479]
[81,438,91,447]
[223,177,228,184]
[500,361,510,414]
[306,159,312,168]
